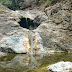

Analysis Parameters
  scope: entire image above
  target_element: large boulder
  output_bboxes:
[0,5,45,54]
[47,61,72,72]
[0,5,28,53]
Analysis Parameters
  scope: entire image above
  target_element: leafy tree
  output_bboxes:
[0,0,22,10]
[0,0,12,7]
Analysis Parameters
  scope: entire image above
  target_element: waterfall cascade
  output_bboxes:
[18,17,44,54]
[0,17,45,54]
[23,30,44,54]
[23,31,31,53]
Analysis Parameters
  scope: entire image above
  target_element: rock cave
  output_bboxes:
[18,18,40,30]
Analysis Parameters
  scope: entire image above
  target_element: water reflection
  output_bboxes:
[28,54,43,70]
[0,54,44,72]
[0,53,72,72]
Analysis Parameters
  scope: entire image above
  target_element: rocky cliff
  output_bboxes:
[0,0,72,53]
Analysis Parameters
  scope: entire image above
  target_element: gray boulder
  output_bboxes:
[0,5,45,54]
[47,61,72,72]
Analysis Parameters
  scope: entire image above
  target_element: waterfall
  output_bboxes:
[23,18,44,54]
[30,31,34,54]
[25,18,28,29]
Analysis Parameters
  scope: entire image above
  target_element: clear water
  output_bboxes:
[0,52,72,72]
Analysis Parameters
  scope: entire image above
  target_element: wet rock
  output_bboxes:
[29,31,45,54]
[0,30,44,54]
[47,61,72,72]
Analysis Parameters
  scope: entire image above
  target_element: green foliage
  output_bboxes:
[0,0,52,10]
[45,0,51,7]
[0,0,12,7]
[0,0,22,10]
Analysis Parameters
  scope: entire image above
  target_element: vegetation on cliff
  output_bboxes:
[0,0,67,10]
[0,0,22,10]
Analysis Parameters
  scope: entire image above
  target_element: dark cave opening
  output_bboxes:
[18,18,40,30]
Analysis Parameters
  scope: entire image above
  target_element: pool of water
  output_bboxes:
[0,52,72,72]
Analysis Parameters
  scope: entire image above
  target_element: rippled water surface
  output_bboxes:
[0,52,72,72]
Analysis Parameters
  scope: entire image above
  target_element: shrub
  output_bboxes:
[0,0,12,7]
[0,0,22,10]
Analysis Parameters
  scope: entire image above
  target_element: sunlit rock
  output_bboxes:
[47,61,72,72]
[0,30,45,54]
[33,31,45,54]
[23,31,31,53]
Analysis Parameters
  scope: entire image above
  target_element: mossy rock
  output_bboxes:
[0,9,6,13]
[0,5,6,13]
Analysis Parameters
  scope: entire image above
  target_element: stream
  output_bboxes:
[0,52,72,72]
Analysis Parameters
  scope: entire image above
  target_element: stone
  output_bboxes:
[47,61,72,72]
[21,0,35,9]
[36,1,72,52]
[0,30,28,53]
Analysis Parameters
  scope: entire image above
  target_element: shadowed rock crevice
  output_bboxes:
[18,18,40,30]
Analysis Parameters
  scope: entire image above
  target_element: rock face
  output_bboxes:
[22,0,35,9]
[29,31,45,54]
[0,30,29,53]
[0,5,29,53]
[0,0,72,53]
[47,61,72,72]
[0,5,44,54]
[36,1,72,52]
